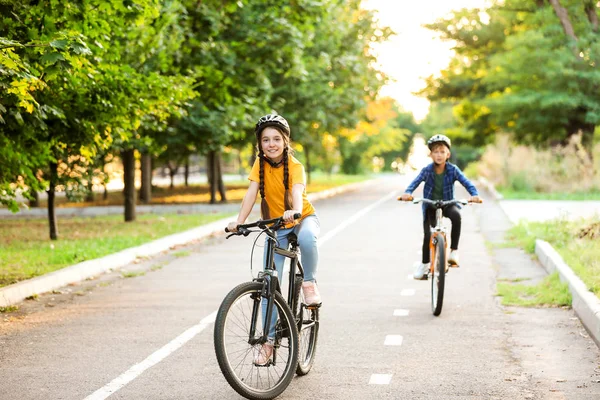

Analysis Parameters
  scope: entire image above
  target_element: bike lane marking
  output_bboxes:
[384,335,404,346]
[393,309,410,316]
[83,190,398,399]
[369,374,393,385]
[84,311,217,400]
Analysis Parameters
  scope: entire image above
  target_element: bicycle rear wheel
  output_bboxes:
[431,235,446,316]
[295,276,319,376]
[214,282,299,400]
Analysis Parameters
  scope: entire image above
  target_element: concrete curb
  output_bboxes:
[0,178,374,307]
[477,177,503,200]
[535,240,600,347]
[480,177,600,346]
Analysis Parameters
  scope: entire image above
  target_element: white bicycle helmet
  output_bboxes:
[427,134,451,150]
[255,114,290,138]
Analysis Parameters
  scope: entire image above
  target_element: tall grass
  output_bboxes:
[474,133,600,196]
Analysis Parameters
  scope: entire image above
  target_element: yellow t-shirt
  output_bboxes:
[249,156,315,223]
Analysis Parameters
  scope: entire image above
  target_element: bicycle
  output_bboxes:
[214,214,320,400]
[399,196,482,316]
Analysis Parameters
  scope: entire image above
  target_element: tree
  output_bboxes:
[420,0,600,158]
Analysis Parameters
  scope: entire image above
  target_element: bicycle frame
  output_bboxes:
[247,224,305,347]
[429,207,447,274]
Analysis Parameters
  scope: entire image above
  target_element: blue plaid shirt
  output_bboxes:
[404,162,479,216]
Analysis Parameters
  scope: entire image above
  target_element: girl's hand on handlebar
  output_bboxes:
[226,221,239,233]
[283,210,301,223]
[469,196,482,204]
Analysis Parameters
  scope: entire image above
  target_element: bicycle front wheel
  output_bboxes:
[431,235,446,316]
[214,282,299,400]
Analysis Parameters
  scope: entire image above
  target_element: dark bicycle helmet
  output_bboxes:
[427,134,451,150]
[255,114,290,139]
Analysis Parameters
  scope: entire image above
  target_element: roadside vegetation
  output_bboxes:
[29,172,371,208]
[0,212,233,288]
[0,175,370,289]
[497,272,571,308]
[469,134,600,200]
[495,217,600,306]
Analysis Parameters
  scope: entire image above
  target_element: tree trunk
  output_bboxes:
[216,150,227,202]
[103,184,108,201]
[122,149,136,222]
[207,150,217,204]
[549,0,582,59]
[305,145,312,185]
[585,1,599,32]
[29,190,39,208]
[549,0,578,40]
[184,159,190,187]
[168,164,177,190]
[85,178,95,203]
[139,152,152,204]
[47,161,58,240]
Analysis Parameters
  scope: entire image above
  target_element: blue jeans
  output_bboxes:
[262,214,320,339]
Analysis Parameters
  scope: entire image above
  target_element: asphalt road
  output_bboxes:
[1,175,599,400]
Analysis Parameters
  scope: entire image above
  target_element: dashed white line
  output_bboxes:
[384,335,403,346]
[369,374,393,385]
[400,289,416,296]
[393,309,409,316]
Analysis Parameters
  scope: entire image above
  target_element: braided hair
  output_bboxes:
[257,127,294,219]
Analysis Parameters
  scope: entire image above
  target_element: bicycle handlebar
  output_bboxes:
[397,196,483,207]
[225,213,302,235]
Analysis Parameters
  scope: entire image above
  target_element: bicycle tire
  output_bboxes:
[295,275,319,375]
[431,235,446,316]
[214,281,299,400]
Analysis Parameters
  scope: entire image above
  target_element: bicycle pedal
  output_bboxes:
[305,303,322,309]
[253,360,273,367]
[449,264,460,268]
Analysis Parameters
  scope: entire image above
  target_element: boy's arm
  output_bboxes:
[404,169,426,194]
[455,168,479,197]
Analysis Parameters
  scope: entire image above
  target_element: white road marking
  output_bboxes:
[318,190,398,247]
[400,289,416,296]
[384,335,404,346]
[393,309,409,317]
[84,189,396,399]
[407,274,413,279]
[369,374,393,385]
[84,311,217,400]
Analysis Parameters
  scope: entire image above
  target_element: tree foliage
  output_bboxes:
[420,0,600,152]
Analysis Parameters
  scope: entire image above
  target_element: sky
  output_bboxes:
[362,0,489,121]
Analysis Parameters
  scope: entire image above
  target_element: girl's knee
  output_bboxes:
[298,229,318,246]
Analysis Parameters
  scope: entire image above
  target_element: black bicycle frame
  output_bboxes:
[247,227,304,346]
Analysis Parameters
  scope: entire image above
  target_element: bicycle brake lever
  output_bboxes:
[226,233,237,239]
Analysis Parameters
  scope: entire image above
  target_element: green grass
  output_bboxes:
[497,272,572,307]
[0,175,372,288]
[0,305,19,313]
[506,217,600,296]
[121,271,146,278]
[0,212,234,288]
[498,189,600,200]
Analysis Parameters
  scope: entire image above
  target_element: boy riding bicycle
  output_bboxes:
[400,134,481,280]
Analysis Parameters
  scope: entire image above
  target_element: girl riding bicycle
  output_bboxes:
[227,113,321,365]
[400,134,480,280]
